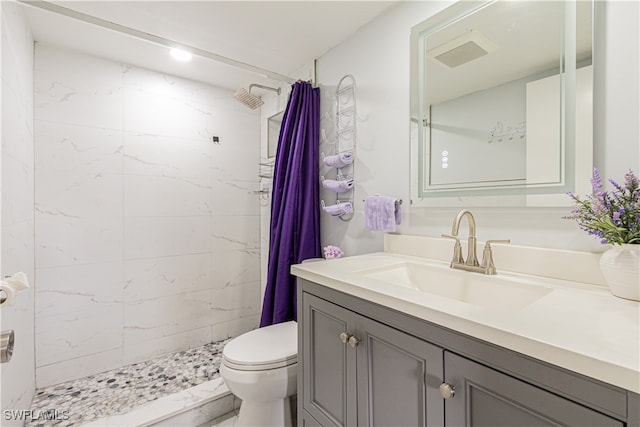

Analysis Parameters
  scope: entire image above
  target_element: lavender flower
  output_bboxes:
[323,245,343,259]
[567,168,640,245]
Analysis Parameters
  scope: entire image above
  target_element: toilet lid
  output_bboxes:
[222,321,297,371]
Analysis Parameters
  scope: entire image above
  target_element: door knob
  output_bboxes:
[439,383,455,399]
[339,332,351,344]
[348,336,360,348]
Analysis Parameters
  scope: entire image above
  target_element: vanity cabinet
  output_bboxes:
[298,279,636,427]
[301,293,443,427]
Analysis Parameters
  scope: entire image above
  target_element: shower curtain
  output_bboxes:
[260,81,321,327]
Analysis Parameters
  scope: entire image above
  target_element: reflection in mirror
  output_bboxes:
[410,1,593,206]
[267,111,284,159]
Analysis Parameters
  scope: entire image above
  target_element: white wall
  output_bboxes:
[33,44,262,387]
[0,1,36,422]
[316,0,639,256]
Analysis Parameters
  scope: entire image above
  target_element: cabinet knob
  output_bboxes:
[439,383,455,399]
[348,336,360,348]
[339,332,351,344]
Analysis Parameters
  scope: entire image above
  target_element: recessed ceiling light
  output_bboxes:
[170,48,192,62]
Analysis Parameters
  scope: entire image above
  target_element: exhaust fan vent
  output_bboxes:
[428,30,498,68]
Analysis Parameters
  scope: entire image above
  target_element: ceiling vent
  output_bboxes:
[427,29,498,68]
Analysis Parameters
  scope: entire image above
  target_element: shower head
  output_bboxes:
[234,84,282,109]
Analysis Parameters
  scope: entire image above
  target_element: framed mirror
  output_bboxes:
[410,0,593,207]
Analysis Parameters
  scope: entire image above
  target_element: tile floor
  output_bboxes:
[27,339,229,426]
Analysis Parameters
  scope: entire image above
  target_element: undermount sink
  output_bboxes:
[359,261,553,312]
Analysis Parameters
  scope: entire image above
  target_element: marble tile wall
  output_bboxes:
[34,44,262,387]
[0,2,36,422]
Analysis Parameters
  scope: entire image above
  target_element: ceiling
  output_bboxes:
[20,0,396,91]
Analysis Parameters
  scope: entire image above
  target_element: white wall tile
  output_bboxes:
[35,215,123,268]
[123,132,211,179]
[36,348,123,388]
[36,262,124,318]
[123,326,212,365]
[124,175,211,217]
[34,44,123,130]
[35,304,123,366]
[211,215,260,252]
[123,290,212,344]
[124,253,212,302]
[211,249,261,289]
[124,216,211,259]
[35,121,123,174]
[36,171,123,218]
[122,65,231,107]
[212,281,261,325]
[124,87,217,141]
[210,180,259,216]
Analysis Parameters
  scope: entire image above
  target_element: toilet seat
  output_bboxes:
[222,321,297,371]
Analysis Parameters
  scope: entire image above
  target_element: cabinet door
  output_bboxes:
[356,316,444,427]
[301,293,357,427]
[444,352,624,427]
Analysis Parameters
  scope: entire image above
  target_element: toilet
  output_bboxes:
[220,321,298,427]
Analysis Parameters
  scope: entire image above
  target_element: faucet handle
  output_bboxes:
[480,239,510,274]
[441,234,464,265]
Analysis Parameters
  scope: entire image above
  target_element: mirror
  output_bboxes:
[410,0,593,206]
[267,111,284,159]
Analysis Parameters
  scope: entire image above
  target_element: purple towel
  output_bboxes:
[323,151,353,168]
[323,201,353,217]
[364,196,401,232]
[322,178,354,193]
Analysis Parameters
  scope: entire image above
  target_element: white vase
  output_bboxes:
[599,244,640,301]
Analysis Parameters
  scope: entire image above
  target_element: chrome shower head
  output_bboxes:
[233,84,281,110]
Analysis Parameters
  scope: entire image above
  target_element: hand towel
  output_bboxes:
[323,151,354,168]
[323,201,353,217]
[322,178,355,193]
[364,196,401,232]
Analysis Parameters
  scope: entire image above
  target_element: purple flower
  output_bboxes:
[323,245,343,259]
[625,169,639,191]
[566,168,640,245]
[591,168,605,197]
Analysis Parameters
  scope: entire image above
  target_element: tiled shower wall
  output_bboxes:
[34,44,261,387]
[1,1,36,420]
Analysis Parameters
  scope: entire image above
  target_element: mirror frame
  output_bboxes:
[410,0,594,207]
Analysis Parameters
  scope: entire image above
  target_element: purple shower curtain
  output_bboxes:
[260,81,321,327]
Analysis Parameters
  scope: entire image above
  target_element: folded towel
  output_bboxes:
[323,151,354,168]
[322,178,355,193]
[364,196,401,232]
[323,201,353,217]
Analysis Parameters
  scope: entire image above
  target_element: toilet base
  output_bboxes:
[237,396,292,427]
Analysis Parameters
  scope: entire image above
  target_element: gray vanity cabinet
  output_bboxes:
[298,279,636,427]
[444,352,624,426]
[301,292,444,427]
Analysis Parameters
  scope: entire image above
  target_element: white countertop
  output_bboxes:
[291,252,640,393]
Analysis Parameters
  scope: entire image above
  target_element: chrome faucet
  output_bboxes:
[442,209,509,275]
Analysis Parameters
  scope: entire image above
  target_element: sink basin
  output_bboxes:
[359,261,553,312]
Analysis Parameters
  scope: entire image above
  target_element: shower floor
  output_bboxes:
[27,339,230,427]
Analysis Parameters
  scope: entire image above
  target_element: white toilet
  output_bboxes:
[220,321,298,427]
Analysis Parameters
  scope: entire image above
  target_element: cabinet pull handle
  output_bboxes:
[439,383,455,399]
[348,336,360,348]
[339,332,351,344]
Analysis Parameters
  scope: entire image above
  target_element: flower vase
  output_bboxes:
[599,244,640,301]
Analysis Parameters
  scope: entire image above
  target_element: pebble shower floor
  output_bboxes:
[26,339,230,427]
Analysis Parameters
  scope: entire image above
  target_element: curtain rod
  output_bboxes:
[19,0,297,84]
